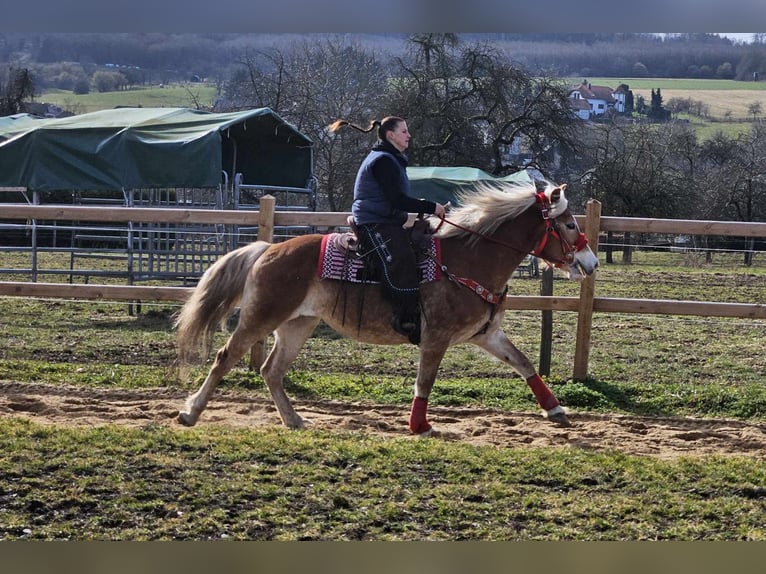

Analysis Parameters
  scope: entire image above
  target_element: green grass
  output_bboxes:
[39,84,220,114]
[2,249,766,421]
[2,250,766,540]
[1,418,763,540]
[585,78,766,91]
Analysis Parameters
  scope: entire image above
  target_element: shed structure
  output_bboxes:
[0,107,316,286]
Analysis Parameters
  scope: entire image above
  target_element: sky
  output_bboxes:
[2,1,765,34]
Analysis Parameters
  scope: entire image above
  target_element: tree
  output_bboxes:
[632,62,648,77]
[696,128,766,264]
[388,35,581,178]
[0,66,35,115]
[91,70,127,92]
[647,88,670,121]
[747,100,762,121]
[73,77,90,95]
[716,61,735,79]
[582,122,697,262]
[222,36,388,210]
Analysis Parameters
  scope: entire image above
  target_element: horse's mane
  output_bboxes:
[435,179,551,244]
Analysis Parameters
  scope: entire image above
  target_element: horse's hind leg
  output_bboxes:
[260,315,321,429]
[178,325,265,426]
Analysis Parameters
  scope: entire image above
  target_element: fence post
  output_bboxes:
[538,266,554,376]
[257,195,275,242]
[572,199,601,381]
[250,195,276,370]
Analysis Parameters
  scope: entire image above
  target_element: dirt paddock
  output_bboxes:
[1,381,764,459]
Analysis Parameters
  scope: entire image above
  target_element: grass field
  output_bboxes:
[40,84,220,115]
[1,249,765,540]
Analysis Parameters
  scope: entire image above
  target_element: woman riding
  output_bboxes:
[329,116,447,345]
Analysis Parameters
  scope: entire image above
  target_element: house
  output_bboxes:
[568,80,618,118]
[569,96,592,120]
[612,83,631,114]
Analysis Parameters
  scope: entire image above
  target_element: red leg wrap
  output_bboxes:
[526,374,560,411]
[409,396,432,434]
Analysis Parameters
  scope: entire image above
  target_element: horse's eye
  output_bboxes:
[566,223,576,230]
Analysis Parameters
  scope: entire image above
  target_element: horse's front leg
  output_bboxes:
[473,328,571,426]
[410,345,448,435]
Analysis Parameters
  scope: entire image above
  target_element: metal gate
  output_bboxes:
[0,172,318,286]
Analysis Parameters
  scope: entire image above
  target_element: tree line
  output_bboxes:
[3,32,766,88]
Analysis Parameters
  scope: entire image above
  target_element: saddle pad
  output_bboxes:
[317,233,442,284]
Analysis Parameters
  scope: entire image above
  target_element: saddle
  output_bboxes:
[317,216,442,284]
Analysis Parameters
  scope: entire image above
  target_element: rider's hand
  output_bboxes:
[434,203,446,218]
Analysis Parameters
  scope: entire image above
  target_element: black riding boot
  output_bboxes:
[357,222,422,345]
[391,295,421,345]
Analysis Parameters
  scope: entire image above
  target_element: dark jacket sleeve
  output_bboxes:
[371,155,437,215]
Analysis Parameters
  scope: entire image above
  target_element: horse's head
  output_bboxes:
[532,183,599,280]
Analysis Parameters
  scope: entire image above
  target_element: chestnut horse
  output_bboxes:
[175,180,599,434]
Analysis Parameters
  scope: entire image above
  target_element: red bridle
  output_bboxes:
[530,192,589,268]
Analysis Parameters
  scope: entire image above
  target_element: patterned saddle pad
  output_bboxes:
[317,232,443,284]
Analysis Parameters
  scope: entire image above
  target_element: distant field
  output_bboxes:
[586,78,766,91]
[585,77,766,119]
[40,84,220,114]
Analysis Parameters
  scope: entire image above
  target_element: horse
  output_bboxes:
[175,179,599,435]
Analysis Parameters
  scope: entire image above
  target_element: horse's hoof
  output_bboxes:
[285,416,305,430]
[418,427,435,438]
[177,411,197,426]
[544,406,572,427]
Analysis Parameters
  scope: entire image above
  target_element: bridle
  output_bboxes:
[433,190,590,269]
[529,191,589,268]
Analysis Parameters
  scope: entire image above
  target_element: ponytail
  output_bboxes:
[327,118,380,134]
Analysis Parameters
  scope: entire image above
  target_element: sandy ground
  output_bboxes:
[1,381,764,459]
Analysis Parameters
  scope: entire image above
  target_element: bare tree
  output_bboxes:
[698,126,766,264]
[388,36,581,176]
[583,122,698,262]
[222,36,387,210]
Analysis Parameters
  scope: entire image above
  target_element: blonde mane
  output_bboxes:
[435,179,553,244]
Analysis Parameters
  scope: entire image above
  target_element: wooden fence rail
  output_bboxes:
[2,196,766,380]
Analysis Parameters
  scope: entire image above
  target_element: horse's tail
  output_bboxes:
[175,241,271,366]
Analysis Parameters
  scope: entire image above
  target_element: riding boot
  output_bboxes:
[391,296,421,345]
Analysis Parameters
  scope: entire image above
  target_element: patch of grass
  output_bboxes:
[0,418,763,540]
[40,84,220,114]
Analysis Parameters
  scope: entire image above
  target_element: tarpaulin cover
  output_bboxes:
[407,166,532,206]
[0,107,313,191]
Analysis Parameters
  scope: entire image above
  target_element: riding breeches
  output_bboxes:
[356,222,421,338]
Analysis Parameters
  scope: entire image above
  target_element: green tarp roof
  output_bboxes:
[407,166,532,206]
[0,107,313,191]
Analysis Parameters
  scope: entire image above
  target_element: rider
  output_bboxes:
[328,116,447,345]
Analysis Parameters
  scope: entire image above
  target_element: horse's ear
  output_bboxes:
[549,183,567,203]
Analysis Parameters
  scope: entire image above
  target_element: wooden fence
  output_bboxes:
[2,196,766,380]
